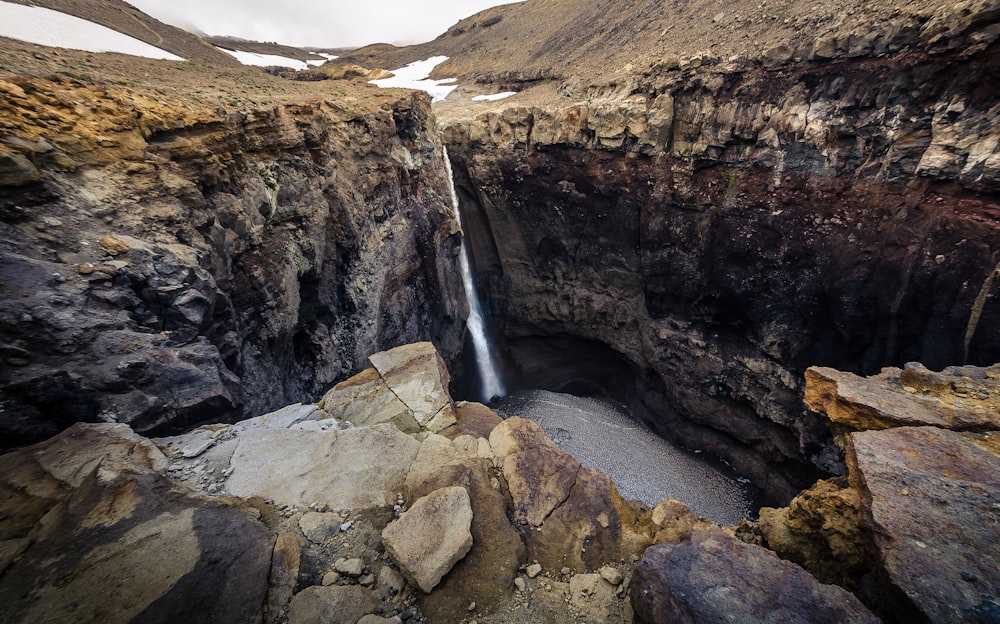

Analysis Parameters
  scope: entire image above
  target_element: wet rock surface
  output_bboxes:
[494,389,755,524]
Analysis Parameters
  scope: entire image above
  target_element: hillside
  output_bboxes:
[2,0,238,64]
[337,0,1000,85]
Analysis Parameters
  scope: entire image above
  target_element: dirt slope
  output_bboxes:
[337,0,1000,84]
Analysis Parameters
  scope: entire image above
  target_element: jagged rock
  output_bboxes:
[287,585,378,624]
[369,342,457,433]
[846,426,1000,622]
[452,400,504,438]
[489,417,582,527]
[805,364,1000,432]
[299,512,344,543]
[381,486,474,593]
[757,478,874,590]
[319,367,419,433]
[630,528,879,624]
[266,532,301,621]
[378,565,406,593]
[225,423,420,509]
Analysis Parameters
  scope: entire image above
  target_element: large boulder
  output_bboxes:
[630,528,879,624]
[847,425,1000,622]
[381,486,474,593]
[225,423,421,509]
[0,425,272,624]
[287,585,378,624]
[489,417,649,570]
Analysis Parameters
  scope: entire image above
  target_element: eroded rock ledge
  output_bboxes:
[1,343,995,623]
[0,75,466,447]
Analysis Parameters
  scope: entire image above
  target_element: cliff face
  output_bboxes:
[0,74,466,446]
[440,41,1000,500]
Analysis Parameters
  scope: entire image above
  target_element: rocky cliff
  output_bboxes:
[436,10,1000,502]
[0,48,467,447]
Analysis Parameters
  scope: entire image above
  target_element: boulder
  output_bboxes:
[319,367,419,433]
[489,417,649,570]
[381,486,474,592]
[630,528,879,624]
[368,342,456,432]
[407,458,525,620]
[225,423,420,509]
[299,512,344,543]
[0,470,272,624]
[287,585,377,624]
[757,478,874,590]
[847,426,1000,622]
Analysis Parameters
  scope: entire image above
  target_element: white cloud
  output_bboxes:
[128,0,518,48]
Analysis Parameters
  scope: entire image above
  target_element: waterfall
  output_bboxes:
[443,147,507,402]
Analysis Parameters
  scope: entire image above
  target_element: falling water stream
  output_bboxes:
[443,148,506,402]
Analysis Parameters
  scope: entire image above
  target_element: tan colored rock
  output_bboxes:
[288,585,377,624]
[804,364,1000,432]
[408,458,525,621]
[225,423,420,509]
[757,478,874,590]
[99,235,131,256]
[649,498,714,544]
[266,532,301,620]
[382,486,474,593]
[453,401,504,438]
[490,417,650,570]
[369,342,454,429]
[489,417,581,527]
[319,367,419,433]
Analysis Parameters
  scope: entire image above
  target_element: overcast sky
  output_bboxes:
[128,0,516,49]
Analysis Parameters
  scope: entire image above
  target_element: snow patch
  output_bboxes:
[0,1,183,60]
[216,47,315,71]
[370,56,457,103]
[472,91,518,102]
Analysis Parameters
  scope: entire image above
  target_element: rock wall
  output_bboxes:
[0,76,466,447]
[440,42,1000,501]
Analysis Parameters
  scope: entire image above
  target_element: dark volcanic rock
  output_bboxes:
[630,528,879,624]
[440,39,1000,503]
[0,75,466,446]
[847,426,1000,623]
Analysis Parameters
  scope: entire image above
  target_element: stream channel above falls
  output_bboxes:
[492,390,761,525]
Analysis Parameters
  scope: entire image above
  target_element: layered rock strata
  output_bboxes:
[0,74,466,446]
[439,33,1000,502]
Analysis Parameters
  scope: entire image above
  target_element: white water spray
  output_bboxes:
[443,148,506,402]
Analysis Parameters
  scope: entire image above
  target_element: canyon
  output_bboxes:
[1,0,999,621]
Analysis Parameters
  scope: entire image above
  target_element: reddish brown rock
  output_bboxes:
[847,426,1000,622]
[631,528,879,624]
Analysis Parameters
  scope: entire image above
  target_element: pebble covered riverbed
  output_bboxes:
[493,389,758,525]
